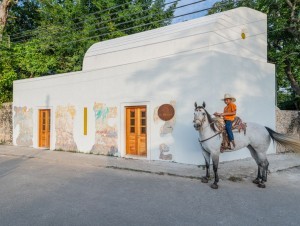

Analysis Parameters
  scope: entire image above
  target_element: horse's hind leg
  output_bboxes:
[254,166,262,185]
[247,145,261,184]
[265,159,269,181]
[248,145,269,188]
[261,159,269,182]
[201,150,210,183]
[255,153,269,188]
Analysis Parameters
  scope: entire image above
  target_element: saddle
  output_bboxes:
[214,116,247,152]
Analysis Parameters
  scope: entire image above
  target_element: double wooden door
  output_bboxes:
[126,106,147,156]
[39,109,51,148]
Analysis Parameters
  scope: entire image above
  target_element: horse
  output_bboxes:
[193,102,300,189]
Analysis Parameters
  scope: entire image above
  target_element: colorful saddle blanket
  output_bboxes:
[214,116,247,151]
[232,117,247,134]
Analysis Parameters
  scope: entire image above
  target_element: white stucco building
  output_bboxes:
[13,7,275,165]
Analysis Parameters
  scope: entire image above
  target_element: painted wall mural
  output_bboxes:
[159,143,172,160]
[154,101,176,161]
[14,107,33,146]
[55,105,78,151]
[91,103,118,155]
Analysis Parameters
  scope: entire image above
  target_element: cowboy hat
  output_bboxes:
[221,93,236,102]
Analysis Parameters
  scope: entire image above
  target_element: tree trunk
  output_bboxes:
[0,0,16,36]
[285,60,300,96]
[284,0,300,106]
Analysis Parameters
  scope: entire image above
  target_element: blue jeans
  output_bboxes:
[225,120,234,141]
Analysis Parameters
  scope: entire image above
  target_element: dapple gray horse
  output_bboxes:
[193,102,300,189]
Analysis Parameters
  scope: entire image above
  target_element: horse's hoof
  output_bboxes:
[201,177,209,183]
[210,183,218,189]
[253,178,260,184]
[258,183,266,188]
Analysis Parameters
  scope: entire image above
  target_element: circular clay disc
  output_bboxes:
[158,104,175,121]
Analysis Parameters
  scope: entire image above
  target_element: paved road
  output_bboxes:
[0,154,299,226]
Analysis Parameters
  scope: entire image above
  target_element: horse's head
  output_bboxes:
[193,102,207,131]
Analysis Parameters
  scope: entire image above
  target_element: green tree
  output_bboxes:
[0,46,17,102]
[209,0,300,110]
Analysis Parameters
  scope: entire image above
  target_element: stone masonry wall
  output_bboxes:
[0,103,12,144]
[276,107,300,153]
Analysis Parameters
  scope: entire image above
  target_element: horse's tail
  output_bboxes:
[265,127,300,153]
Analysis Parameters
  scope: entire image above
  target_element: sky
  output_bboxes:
[171,0,220,23]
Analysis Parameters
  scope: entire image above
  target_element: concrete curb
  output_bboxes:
[1,145,300,181]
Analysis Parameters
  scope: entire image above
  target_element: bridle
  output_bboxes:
[194,110,222,144]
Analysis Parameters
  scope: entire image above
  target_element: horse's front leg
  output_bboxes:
[201,150,210,183]
[211,154,219,189]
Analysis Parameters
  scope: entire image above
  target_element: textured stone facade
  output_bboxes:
[276,108,300,153]
[0,103,12,144]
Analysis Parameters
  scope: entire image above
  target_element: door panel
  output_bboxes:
[39,109,50,148]
[126,106,147,156]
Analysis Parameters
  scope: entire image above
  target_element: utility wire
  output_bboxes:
[10,0,168,37]
[50,0,206,44]
[13,0,251,42]
[11,0,243,44]
[10,0,183,41]
[11,0,200,42]
[13,0,204,43]
[11,6,212,45]
[61,7,216,45]
[48,0,252,46]
[11,0,253,42]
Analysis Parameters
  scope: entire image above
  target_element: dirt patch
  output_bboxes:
[228,176,243,182]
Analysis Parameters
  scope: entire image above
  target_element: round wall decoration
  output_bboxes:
[158,104,175,121]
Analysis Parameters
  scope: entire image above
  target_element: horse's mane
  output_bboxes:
[195,106,217,132]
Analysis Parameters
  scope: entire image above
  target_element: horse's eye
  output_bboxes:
[202,113,206,116]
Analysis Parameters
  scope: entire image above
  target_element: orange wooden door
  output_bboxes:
[126,106,147,156]
[39,109,51,148]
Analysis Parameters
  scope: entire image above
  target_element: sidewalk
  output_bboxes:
[1,145,300,181]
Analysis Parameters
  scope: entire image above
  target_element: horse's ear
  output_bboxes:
[194,102,198,109]
[202,102,206,108]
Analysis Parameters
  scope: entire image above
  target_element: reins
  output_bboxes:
[195,118,223,143]
[198,128,222,153]
[198,131,222,143]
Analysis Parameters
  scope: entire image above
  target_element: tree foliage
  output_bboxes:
[0,0,176,103]
[209,0,300,110]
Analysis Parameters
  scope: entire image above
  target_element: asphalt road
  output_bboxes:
[0,154,299,226]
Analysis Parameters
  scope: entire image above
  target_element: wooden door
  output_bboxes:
[126,106,147,156]
[39,109,51,148]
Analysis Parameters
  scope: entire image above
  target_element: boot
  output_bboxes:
[220,142,230,153]
[230,140,236,149]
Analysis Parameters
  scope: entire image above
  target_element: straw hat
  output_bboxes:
[221,93,236,102]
